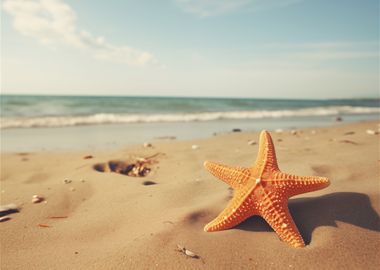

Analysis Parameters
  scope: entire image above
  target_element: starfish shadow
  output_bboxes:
[236,192,380,244]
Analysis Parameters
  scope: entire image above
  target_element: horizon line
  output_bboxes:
[1,92,379,101]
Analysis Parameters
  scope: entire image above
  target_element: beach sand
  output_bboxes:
[1,120,379,269]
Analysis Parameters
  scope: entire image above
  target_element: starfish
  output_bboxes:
[203,130,330,247]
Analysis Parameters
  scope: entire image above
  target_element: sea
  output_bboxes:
[1,95,379,152]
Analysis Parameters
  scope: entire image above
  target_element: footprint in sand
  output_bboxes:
[93,159,155,180]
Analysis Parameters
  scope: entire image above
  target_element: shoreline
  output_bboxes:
[1,115,378,153]
[1,120,380,269]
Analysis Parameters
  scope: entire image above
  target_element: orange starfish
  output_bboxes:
[204,130,330,247]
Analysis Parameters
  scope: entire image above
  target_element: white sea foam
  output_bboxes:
[1,106,379,129]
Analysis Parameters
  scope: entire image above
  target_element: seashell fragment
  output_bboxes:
[0,216,11,222]
[366,129,379,135]
[32,195,44,204]
[247,140,256,145]
[0,203,19,213]
[191,145,199,150]
[176,244,199,259]
[185,249,197,258]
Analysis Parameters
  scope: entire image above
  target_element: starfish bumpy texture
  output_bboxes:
[204,130,330,247]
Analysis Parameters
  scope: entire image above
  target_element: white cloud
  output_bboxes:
[175,0,302,17]
[2,0,157,66]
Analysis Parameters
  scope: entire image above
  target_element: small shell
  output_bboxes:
[0,216,11,222]
[275,129,283,133]
[0,203,18,213]
[143,142,152,148]
[184,249,197,258]
[191,145,199,150]
[64,179,72,184]
[247,140,256,145]
[366,129,378,135]
[32,195,44,204]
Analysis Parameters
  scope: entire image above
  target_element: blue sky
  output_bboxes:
[1,0,379,98]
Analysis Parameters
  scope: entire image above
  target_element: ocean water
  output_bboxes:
[1,95,379,152]
[1,95,379,129]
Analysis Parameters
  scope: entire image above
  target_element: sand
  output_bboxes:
[1,120,379,269]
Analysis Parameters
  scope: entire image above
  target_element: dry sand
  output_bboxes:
[1,121,380,269]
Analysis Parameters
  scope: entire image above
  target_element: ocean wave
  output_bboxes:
[1,106,379,129]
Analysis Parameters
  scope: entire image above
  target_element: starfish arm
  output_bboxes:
[204,161,251,189]
[204,191,257,232]
[259,199,305,248]
[253,130,279,176]
[271,172,330,197]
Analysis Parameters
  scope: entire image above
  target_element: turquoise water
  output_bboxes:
[1,95,379,151]
[1,95,379,129]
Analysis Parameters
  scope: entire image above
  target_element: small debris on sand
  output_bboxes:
[247,140,256,145]
[340,140,358,145]
[191,145,199,150]
[48,216,68,219]
[0,216,11,222]
[155,136,176,140]
[335,116,343,122]
[32,195,44,204]
[83,155,93,159]
[311,130,317,135]
[38,224,51,228]
[142,181,157,186]
[70,187,76,192]
[0,204,19,214]
[232,128,242,132]
[143,142,152,148]
[275,129,283,133]
[290,130,297,135]
[93,153,162,177]
[176,244,200,259]
[80,179,85,183]
[366,129,379,135]
[64,179,72,184]
[344,131,355,135]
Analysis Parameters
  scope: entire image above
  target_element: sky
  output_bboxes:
[1,0,379,99]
